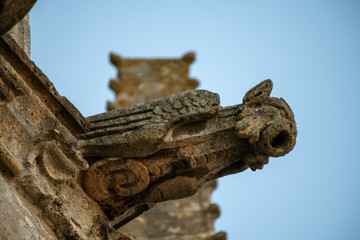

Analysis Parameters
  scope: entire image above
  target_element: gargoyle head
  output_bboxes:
[235,79,297,170]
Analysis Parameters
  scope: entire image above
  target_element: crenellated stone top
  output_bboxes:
[107,52,199,110]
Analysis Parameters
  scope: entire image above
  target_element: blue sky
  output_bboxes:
[30,1,360,239]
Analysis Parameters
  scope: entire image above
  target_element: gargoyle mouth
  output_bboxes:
[258,119,296,157]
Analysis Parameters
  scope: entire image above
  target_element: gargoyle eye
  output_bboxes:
[254,91,263,97]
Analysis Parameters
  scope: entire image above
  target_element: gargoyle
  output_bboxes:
[0,1,297,237]
[80,79,297,219]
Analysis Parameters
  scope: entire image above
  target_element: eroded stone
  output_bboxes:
[81,80,297,218]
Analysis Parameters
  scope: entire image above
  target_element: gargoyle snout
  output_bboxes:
[258,119,296,157]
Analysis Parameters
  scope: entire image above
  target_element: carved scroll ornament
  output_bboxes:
[80,79,297,219]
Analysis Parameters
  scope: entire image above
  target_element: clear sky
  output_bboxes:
[30,1,360,239]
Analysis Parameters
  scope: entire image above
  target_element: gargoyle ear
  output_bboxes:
[182,52,196,64]
[243,79,273,104]
[110,53,123,68]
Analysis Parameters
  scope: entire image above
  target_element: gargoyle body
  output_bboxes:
[80,80,297,219]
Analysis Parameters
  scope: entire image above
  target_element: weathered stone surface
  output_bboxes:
[0,34,132,240]
[9,14,31,57]
[0,0,37,36]
[119,181,223,240]
[0,174,56,239]
[81,79,297,219]
[0,34,89,135]
[107,52,199,110]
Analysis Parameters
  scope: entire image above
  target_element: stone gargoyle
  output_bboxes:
[80,79,297,219]
[0,2,296,236]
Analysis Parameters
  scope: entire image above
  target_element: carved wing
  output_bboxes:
[80,90,220,158]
